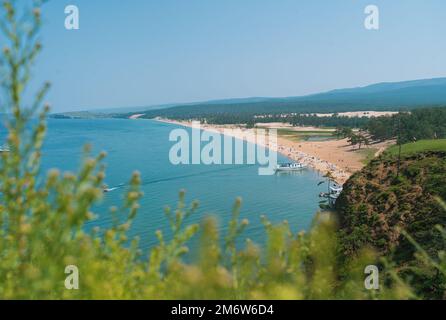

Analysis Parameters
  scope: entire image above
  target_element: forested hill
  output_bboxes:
[113,77,446,120]
[336,148,446,298]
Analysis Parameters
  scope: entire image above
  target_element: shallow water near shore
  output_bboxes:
[38,119,327,250]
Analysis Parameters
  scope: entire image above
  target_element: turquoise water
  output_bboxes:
[36,119,326,250]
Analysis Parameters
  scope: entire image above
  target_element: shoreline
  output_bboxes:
[152,117,359,185]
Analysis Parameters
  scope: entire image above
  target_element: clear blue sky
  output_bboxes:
[33,0,446,112]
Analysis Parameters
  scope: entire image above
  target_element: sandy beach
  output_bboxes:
[151,118,393,185]
[129,114,145,119]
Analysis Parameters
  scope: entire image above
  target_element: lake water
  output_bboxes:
[19,119,328,251]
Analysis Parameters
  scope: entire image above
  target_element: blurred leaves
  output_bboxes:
[0,0,443,300]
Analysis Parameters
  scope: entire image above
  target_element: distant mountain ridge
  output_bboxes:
[322,77,446,95]
[53,77,446,118]
[124,77,446,119]
[183,77,446,106]
[296,77,446,106]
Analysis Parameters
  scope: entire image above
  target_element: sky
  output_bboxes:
[29,0,446,112]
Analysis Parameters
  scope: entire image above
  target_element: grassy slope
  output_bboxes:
[277,128,335,142]
[386,139,446,156]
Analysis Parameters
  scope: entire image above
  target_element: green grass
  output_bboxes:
[277,129,334,135]
[387,139,446,156]
[277,129,335,142]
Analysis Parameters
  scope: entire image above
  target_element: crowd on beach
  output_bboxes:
[198,123,351,185]
[152,118,353,185]
[276,145,350,184]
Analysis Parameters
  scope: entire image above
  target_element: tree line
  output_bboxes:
[128,104,446,145]
[365,107,446,143]
[177,107,446,146]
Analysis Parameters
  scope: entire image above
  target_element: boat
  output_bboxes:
[330,185,343,195]
[328,185,343,206]
[319,192,328,198]
[103,183,125,193]
[319,184,343,208]
[275,162,307,172]
[0,145,10,153]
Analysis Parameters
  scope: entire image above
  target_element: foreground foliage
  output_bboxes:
[0,1,444,300]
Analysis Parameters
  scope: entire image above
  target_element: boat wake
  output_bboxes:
[103,183,125,193]
[104,165,255,193]
[139,165,253,186]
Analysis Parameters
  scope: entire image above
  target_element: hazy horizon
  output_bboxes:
[58,76,446,114]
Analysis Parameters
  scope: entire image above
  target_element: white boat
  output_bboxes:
[328,185,343,203]
[320,185,343,203]
[330,185,343,194]
[275,162,307,172]
[103,183,125,193]
[0,146,10,153]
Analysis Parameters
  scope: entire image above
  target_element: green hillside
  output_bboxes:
[387,139,446,156]
[336,151,446,298]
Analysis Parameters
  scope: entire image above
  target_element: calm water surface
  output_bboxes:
[33,119,326,250]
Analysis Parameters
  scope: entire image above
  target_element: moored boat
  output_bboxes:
[0,145,10,153]
[275,162,307,172]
